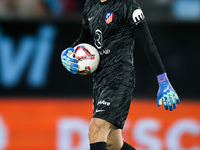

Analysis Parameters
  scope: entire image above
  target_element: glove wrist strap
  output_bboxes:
[157,73,169,84]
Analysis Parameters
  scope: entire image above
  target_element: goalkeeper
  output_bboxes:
[61,0,180,149]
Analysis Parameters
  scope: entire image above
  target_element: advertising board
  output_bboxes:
[0,98,199,150]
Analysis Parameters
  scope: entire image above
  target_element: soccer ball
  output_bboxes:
[73,43,100,75]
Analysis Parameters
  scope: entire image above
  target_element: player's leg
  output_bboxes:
[89,118,113,143]
[89,118,113,150]
[90,84,135,150]
[107,128,136,150]
[120,142,136,150]
[106,128,123,150]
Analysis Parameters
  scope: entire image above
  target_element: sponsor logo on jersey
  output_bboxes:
[94,29,102,49]
[99,49,110,55]
[132,9,145,25]
[105,12,113,24]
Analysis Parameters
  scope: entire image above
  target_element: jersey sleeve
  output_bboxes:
[135,21,166,75]
[125,0,165,75]
[125,0,145,27]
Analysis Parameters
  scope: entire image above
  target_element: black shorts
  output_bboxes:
[92,84,134,129]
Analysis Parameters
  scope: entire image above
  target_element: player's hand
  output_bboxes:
[61,48,78,74]
[157,73,180,111]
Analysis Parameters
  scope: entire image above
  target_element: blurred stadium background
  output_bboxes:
[0,0,200,150]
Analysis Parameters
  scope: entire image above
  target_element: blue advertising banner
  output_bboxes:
[0,21,199,98]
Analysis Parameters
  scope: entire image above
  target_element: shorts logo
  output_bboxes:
[97,100,110,106]
[96,109,105,113]
[105,12,113,24]
[132,9,145,25]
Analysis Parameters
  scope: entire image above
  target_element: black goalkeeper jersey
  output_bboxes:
[73,0,165,89]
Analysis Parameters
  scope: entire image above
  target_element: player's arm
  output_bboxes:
[61,26,93,74]
[61,0,93,74]
[134,20,180,111]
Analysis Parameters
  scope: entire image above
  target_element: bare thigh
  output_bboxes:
[107,128,124,150]
[89,118,113,143]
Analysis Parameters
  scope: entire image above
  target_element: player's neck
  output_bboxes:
[101,0,107,2]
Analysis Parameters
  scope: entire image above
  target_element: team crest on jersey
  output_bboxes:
[105,12,113,24]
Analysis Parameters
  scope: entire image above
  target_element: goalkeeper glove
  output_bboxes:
[61,48,78,74]
[157,73,180,111]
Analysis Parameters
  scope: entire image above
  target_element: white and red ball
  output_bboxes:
[73,43,100,75]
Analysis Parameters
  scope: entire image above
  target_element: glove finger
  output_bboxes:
[69,69,77,74]
[157,94,162,107]
[62,55,78,63]
[64,65,78,72]
[163,96,169,110]
[166,94,173,111]
[61,48,78,63]
[175,93,180,104]
[62,62,78,72]
[171,94,177,109]
[62,60,78,68]
[66,47,75,53]
[169,95,175,111]
[62,48,75,56]
[172,99,177,109]
[66,67,77,74]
